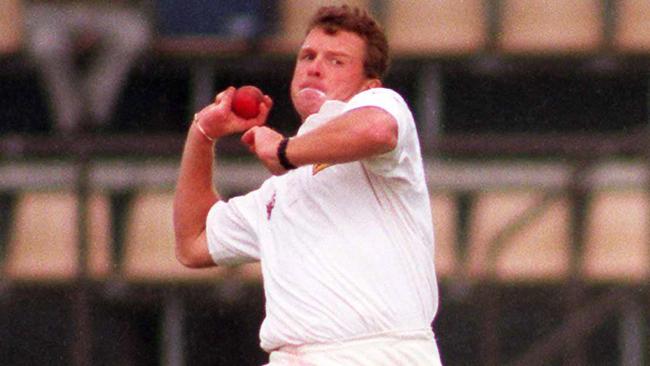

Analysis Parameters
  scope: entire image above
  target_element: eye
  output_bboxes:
[330,58,344,66]
[300,52,316,61]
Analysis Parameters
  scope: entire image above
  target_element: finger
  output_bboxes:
[214,89,227,104]
[256,102,272,123]
[262,95,273,108]
[237,103,269,131]
[221,87,236,110]
[241,127,257,151]
[215,86,235,105]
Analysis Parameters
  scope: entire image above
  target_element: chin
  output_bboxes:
[294,101,323,120]
[298,107,318,121]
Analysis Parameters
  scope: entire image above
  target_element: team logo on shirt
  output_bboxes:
[312,163,332,175]
[266,192,276,220]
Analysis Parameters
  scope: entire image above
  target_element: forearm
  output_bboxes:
[287,107,398,166]
[173,124,220,265]
[173,86,271,266]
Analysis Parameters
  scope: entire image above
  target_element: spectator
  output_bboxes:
[23,1,151,134]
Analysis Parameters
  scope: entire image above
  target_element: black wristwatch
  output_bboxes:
[277,137,297,170]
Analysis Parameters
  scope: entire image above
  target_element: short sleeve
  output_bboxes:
[344,88,416,176]
[206,192,261,265]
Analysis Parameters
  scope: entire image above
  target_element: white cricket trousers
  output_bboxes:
[264,329,442,366]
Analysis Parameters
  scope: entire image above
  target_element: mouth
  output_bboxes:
[298,87,326,98]
[298,83,326,95]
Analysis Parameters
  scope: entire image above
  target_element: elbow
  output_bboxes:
[381,123,398,152]
[365,115,398,153]
[175,248,197,268]
[175,238,211,269]
[175,244,197,268]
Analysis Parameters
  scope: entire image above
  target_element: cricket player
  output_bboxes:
[174,5,443,365]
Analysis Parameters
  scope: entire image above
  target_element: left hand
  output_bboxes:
[241,126,287,175]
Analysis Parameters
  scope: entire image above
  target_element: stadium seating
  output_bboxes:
[498,0,603,54]
[384,0,487,56]
[612,0,650,52]
[4,190,114,281]
[430,192,458,278]
[0,0,22,55]
[466,191,571,281]
[262,0,370,54]
[583,190,649,282]
[5,191,79,280]
[120,190,227,281]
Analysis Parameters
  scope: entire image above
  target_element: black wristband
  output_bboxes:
[277,137,297,170]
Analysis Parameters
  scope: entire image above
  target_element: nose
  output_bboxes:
[306,57,322,77]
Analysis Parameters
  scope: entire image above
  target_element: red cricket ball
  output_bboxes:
[232,85,264,119]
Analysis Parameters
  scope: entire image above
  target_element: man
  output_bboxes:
[174,5,442,365]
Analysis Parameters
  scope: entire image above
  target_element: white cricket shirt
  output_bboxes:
[206,88,439,352]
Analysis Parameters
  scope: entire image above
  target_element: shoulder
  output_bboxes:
[346,88,407,108]
[344,88,411,121]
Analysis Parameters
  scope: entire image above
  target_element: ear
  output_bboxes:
[363,78,382,90]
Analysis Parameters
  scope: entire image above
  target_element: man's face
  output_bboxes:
[290,27,377,121]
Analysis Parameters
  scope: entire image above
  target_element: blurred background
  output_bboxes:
[1,0,650,365]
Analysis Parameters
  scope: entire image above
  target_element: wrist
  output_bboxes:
[192,114,217,143]
[277,137,297,170]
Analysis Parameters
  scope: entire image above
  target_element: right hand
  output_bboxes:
[241,126,286,175]
[193,87,273,140]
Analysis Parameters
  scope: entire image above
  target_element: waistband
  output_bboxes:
[277,328,435,355]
